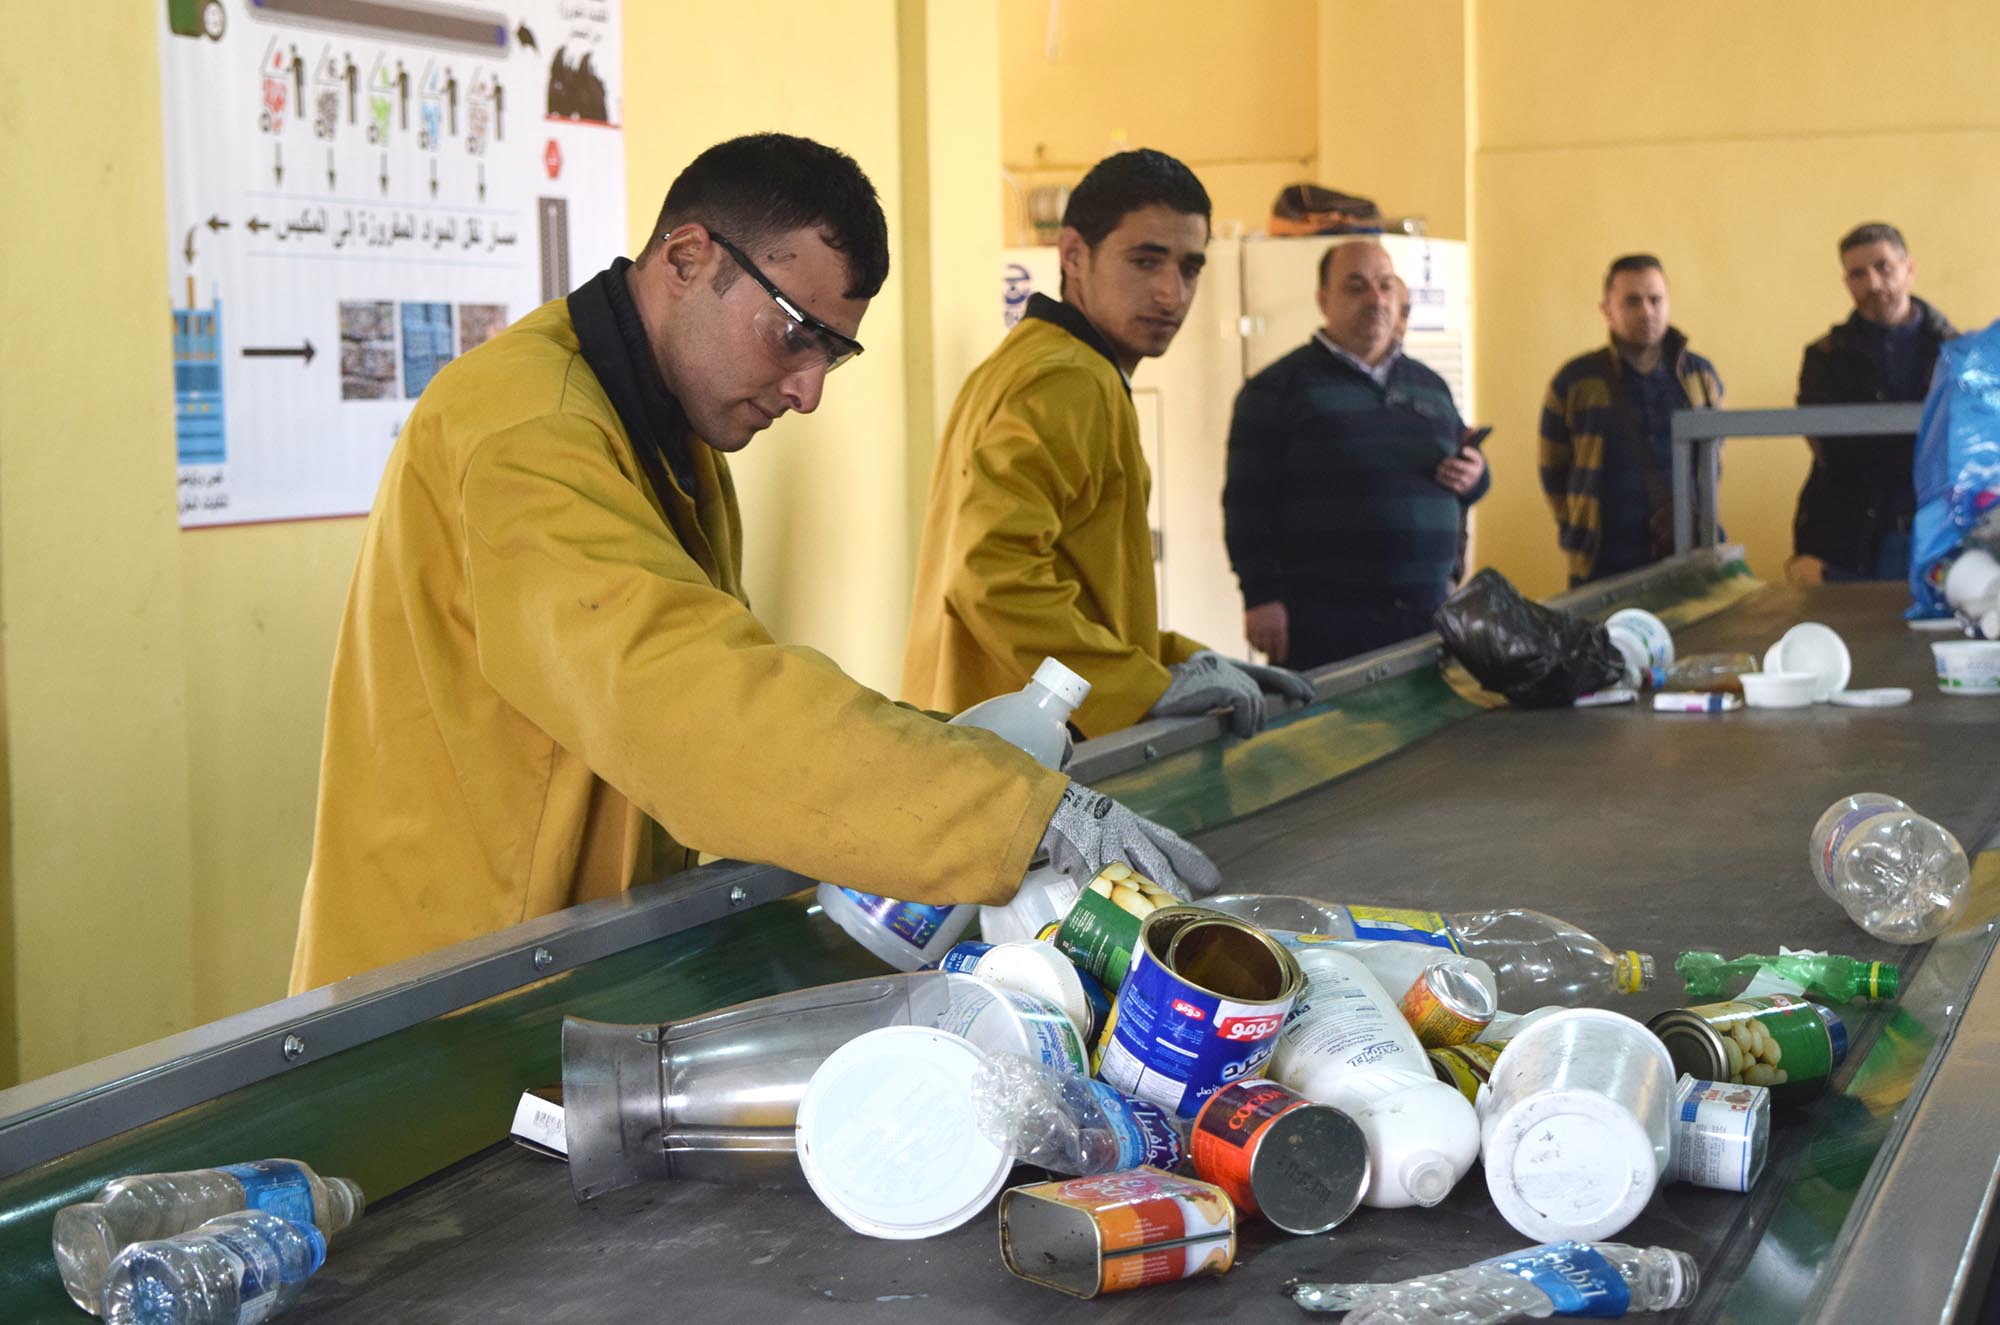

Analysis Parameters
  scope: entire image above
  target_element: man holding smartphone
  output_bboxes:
[1223,240,1488,670]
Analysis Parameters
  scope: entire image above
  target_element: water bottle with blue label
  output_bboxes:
[98,1209,328,1324]
[970,1051,1184,1175]
[1287,1240,1698,1321]
[54,1160,362,1313]
[816,658,1091,970]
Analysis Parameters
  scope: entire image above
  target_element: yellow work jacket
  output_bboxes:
[901,299,1203,737]
[291,296,1064,991]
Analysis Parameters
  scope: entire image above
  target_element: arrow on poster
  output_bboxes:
[274,142,284,187]
[241,340,316,365]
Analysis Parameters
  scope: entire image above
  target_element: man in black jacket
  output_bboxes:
[1789,222,1955,583]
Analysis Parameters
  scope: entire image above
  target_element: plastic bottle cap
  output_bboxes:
[1617,951,1655,994]
[795,1027,1013,1240]
[1866,961,1901,1000]
[1403,1152,1454,1207]
[1031,657,1091,709]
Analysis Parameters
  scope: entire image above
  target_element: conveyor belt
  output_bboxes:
[284,583,2000,1322]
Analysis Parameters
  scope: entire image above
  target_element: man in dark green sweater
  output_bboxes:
[1223,241,1488,670]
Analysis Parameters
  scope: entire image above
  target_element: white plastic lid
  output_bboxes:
[1830,687,1914,708]
[795,1027,1013,1240]
[1485,1089,1660,1241]
[1031,657,1091,709]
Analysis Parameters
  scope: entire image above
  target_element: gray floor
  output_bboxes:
[294,582,2000,1322]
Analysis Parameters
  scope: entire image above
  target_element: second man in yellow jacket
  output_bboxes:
[903,150,1313,738]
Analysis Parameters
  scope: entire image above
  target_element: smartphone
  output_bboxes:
[1463,425,1493,451]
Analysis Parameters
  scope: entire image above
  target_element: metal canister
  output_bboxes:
[1094,907,1305,1121]
[1671,1075,1770,1192]
[1427,1040,1505,1105]
[1047,864,1177,988]
[1646,994,1837,1105]
[1189,1080,1370,1234]
[1399,961,1496,1048]
[999,1168,1235,1299]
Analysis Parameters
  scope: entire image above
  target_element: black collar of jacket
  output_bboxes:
[568,257,699,501]
[1831,294,1955,348]
[1022,292,1130,394]
[1600,325,1691,379]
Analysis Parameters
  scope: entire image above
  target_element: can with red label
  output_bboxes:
[1093,907,1305,1121]
[1189,1080,1370,1234]
[1399,961,1496,1048]
[999,1167,1235,1299]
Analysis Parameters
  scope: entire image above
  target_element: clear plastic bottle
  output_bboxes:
[969,1052,1184,1175]
[816,658,1090,968]
[1208,895,1653,1007]
[1288,1240,1698,1322]
[98,1210,328,1324]
[55,1160,362,1314]
[1809,794,1970,944]
[1676,949,1900,1003]
[1641,652,1761,694]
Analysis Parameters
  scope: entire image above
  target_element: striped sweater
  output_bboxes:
[1224,340,1486,613]
[1539,329,1723,586]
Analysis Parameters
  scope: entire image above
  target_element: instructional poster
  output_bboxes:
[158,0,626,526]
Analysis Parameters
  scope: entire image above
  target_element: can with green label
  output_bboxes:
[1646,994,1838,1105]
[1427,1040,1506,1105]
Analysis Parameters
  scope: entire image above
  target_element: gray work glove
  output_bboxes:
[1038,783,1222,899]
[1146,650,1317,738]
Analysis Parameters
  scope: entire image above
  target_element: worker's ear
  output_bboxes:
[654,224,713,290]
[1056,225,1091,286]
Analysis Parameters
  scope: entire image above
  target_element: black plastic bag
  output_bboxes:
[1432,568,1624,708]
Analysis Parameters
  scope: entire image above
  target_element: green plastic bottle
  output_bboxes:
[1676,950,1900,1004]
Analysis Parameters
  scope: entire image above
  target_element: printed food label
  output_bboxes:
[1482,1241,1632,1317]
[837,888,956,949]
[1344,905,1462,951]
[1016,1170,1233,1296]
[219,1160,316,1226]
[1097,946,1294,1119]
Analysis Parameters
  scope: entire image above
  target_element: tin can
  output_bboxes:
[1671,1075,1769,1192]
[1048,864,1176,988]
[1094,907,1305,1120]
[1647,994,1837,1104]
[1399,961,1495,1048]
[1189,1080,1369,1234]
[1428,1040,1505,1105]
[999,1167,1234,1299]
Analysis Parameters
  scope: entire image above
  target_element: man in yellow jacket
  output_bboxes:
[291,135,1215,991]
[903,150,1313,738]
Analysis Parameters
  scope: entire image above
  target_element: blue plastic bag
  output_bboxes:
[1909,318,2000,620]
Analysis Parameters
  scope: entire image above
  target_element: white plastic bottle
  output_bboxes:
[54,1160,362,1314]
[816,658,1090,969]
[1267,947,1480,1209]
[98,1210,327,1324]
[1288,1240,1698,1322]
[1810,793,1970,943]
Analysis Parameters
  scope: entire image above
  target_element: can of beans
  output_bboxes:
[1427,1040,1506,1105]
[1671,1075,1770,1192]
[999,1168,1235,1299]
[1646,995,1837,1105]
[1189,1080,1369,1234]
[1048,864,1179,988]
[1399,962,1496,1048]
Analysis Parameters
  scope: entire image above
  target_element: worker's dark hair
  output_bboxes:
[1603,253,1665,294]
[1838,222,1907,257]
[639,133,889,299]
[1062,149,1210,247]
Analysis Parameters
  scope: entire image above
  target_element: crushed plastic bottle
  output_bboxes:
[1287,1240,1698,1322]
[1208,895,1652,1007]
[54,1160,362,1314]
[99,1210,327,1324]
[1640,652,1761,694]
[1810,794,1970,944]
[970,1052,1183,1175]
[1676,949,1900,1004]
[816,658,1090,966]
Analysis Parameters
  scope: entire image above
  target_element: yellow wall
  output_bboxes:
[1470,2,2000,597]
[1317,0,1469,240]
[999,0,1319,235]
